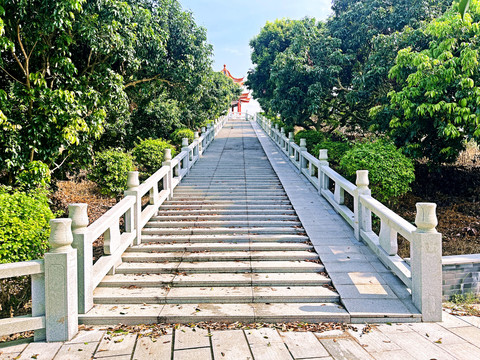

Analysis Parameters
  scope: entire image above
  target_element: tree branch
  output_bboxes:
[0,65,26,85]
[124,74,175,89]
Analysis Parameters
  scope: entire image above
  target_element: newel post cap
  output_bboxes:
[415,203,438,233]
[356,170,369,189]
[126,171,140,190]
[49,219,73,253]
[288,132,294,141]
[182,138,189,147]
[280,127,285,134]
[194,131,199,139]
[201,127,206,133]
[300,138,307,148]
[68,204,88,230]
[164,148,172,161]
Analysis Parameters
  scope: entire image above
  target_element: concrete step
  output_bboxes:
[164,200,291,205]
[156,209,297,216]
[169,196,289,201]
[92,286,339,304]
[158,204,294,210]
[98,272,330,287]
[141,227,306,235]
[140,234,310,243]
[116,260,324,274]
[121,250,318,262]
[79,303,350,325]
[127,242,312,252]
[150,215,299,221]
[144,220,302,228]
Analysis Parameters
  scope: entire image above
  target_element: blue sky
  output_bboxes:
[179,0,333,79]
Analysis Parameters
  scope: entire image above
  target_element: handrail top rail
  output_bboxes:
[86,196,136,241]
[360,194,416,239]
[0,259,44,279]
[322,166,357,195]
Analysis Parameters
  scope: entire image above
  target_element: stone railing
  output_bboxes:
[0,116,228,342]
[255,113,442,322]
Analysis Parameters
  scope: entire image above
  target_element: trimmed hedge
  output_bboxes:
[294,130,325,153]
[313,140,352,167]
[90,149,135,196]
[170,128,195,148]
[339,140,415,203]
[0,188,54,263]
[133,138,176,177]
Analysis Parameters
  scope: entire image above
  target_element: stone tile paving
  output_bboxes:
[1,312,479,359]
[250,120,422,322]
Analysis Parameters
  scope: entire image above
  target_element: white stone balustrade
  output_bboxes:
[0,116,228,342]
[255,113,443,322]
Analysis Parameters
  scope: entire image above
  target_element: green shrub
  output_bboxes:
[0,188,54,263]
[16,161,51,191]
[294,130,325,153]
[133,138,176,177]
[313,140,352,167]
[90,149,135,196]
[339,141,415,203]
[170,128,195,148]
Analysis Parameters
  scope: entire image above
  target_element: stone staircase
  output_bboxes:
[79,119,349,325]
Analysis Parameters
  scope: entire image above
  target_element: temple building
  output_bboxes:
[221,64,251,113]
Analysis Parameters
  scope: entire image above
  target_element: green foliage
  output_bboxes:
[460,0,472,20]
[0,0,233,182]
[89,150,134,197]
[339,141,415,202]
[0,188,54,263]
[294,130,326,153]
[385,3,480,163]
[313,140,352,167]
[170,128,195,148]
[16,161,51,191]
[132,139,176,178]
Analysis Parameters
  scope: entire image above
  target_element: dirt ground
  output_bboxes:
[393,164,480,257]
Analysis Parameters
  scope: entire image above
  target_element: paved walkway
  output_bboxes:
[1,312,479,359]
[251,120,419,322]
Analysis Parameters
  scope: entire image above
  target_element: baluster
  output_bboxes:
[354,170,372,240]
[379,222,398,255]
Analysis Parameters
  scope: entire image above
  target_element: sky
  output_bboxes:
[179,0,333,78]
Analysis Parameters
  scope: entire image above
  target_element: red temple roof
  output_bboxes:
[222,65,244,85]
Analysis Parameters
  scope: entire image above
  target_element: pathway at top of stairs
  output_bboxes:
[79,117,420,326]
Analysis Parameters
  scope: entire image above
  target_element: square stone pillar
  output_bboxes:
[44,219,78,342]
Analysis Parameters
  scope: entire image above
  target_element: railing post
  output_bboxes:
[412,203,442,322]
[299,138,307,173]
[194,131,199,158]
[44,218,78,342]
[280,127,285,150]
[288,132,294,158]
[182,137,190,174]
[354,170,372,240]
[69,204,92,314]
[318,149,329,193]
[124,171,141,245]
[163,148,174,199]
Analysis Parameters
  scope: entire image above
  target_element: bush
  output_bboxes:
[0,188,54,263]
[294,130,325,153]
[170,128,195,148]
[133,138,176,177]
[339,140,415,203]
[90,149,135,196]
[313,140,352,167]
[16,161,51,191]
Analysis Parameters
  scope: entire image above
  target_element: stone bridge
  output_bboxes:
[0,114,442,343]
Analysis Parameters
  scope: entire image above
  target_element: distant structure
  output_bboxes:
[221,64,250,113]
